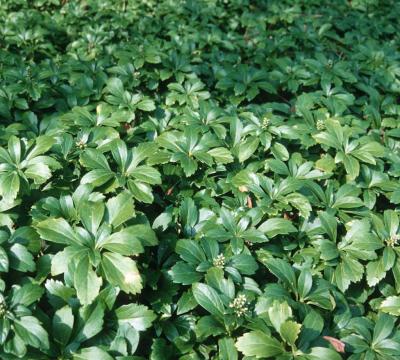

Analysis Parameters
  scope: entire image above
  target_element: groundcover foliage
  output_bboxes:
[1,0,400,358]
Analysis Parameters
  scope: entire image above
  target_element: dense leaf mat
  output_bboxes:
[0,0,400,359]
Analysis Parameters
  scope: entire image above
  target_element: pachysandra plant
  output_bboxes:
[1,0,400,359]
[35,190,157,305]
[0,135,60,200]
[79,140,161,203]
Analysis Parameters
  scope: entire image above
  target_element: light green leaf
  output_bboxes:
[25,163,52,184]
[27,135,55,159]
[380,296,400,316]
[334,256,363,292]
[280,320,301,346]
[268,300,292,333]
[366,258,386,287]
[0,172,20,200]
[235,331,284,358]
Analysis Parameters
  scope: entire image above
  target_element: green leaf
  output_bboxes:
[306,347,343,360]
[128,180,154,203]
[380,296,400,316]
[319,211,337,241]
[366,258,386,287]
[180,198,198,229]
[116,304,156,331]
[297,269,313,299]
[9,243,35,272]
[334,256,364,292]
[10,283,43,307]
[79,201,104,235]
[14,316,49,351]
[177,290,197,315]
[8,136,21,164]
[80,149,111,171]
[73,347,113,360]
[263,258,297,291]
[97,227,144,255]
[230,254,258,275]
[169,261,202,285]
[342,154,360,180]
[0,172,20,200]
[176,239,206,265]
[208,147,234,164]
[298,310,324,348]
[81,169,114,187]
[74,302,105,343]
[235,331,284,358]
[102,252,142,295]
[36,218,81,246]
[352,142,385,163]
[53,306,74,347]
[192,283,225,319]
[0,246,8,272]
[271,142,289,161]
[74,255,102,305]
[28,135,55,159]
[286,193,312,218]
[25,163,52,184]
[280,320,301,346]
[130,165,161,185]
[373,313,395,344]
[45,279,76,302]
[268,300,292,333]
[152,208,173,231]
[219,337,238,360]
[105,191,135,227]
[258,218,297,238]
[137,98,156,111]
[51,246,88,276]
[237,137,259,162]
[128,224,158,246]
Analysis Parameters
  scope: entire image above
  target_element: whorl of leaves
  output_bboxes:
[0,0,400,359]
